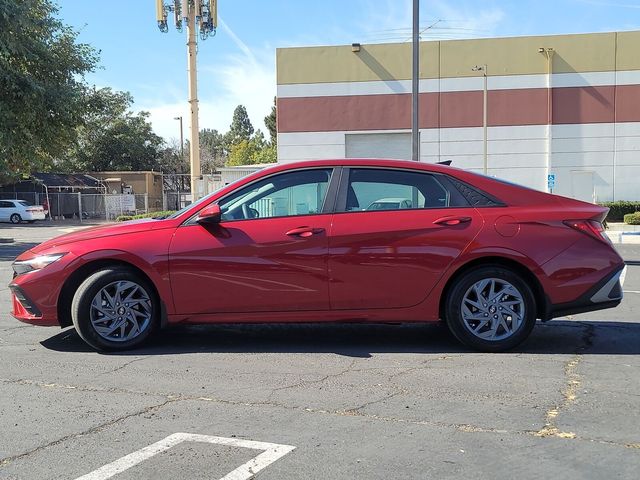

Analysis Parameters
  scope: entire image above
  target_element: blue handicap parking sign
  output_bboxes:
[547,174,556,189]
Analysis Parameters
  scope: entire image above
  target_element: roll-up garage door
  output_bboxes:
[345,133,412,160]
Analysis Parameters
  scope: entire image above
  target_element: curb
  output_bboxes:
[606,231,640,245]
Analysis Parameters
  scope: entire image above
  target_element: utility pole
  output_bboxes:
[156,1,217,200]
[186,5,200,198]
[411,0,420,161]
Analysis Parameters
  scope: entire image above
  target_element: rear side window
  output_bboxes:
[0,201,14,208]
[340,168,469,213]
[447,177,504,207]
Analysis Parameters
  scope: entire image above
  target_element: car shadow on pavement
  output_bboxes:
[0,242,39,261]
[41,320,640,357]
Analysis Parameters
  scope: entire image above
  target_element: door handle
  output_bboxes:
[286,226,325,237]
[433,216,472,226]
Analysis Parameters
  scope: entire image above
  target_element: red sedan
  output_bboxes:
[9,159,624,352]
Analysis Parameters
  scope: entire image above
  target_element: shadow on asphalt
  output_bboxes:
[40,320,640,357]
[0,243,39,261]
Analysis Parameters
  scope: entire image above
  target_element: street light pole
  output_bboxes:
[472,64,488,175]
[411,0,420,161]
[174,116,184,160]
[174,116,184,209]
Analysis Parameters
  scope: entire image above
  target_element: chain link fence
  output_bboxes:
[0,192,162,221]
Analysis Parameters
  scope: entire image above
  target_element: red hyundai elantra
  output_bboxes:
[9,159,624,352]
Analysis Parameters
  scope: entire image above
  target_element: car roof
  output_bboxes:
[268,158,455,174]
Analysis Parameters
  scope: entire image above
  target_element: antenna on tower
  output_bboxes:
[156,1,216,38]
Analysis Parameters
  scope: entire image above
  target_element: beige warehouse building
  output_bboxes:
[276,31,640,202]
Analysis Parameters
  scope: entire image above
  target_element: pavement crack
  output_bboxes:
[0,397,176,467]
[265,358,359,400]
[100,356,149,375]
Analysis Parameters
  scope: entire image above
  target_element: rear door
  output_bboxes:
[328,167,482,310]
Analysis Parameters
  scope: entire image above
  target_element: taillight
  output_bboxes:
[563,220,610,244]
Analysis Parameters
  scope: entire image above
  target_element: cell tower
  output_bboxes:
[155,1,218,199]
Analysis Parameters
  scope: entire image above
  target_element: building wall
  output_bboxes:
[276,31,640,201]
[92,171,163,199]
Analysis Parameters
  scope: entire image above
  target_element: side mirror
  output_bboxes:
[196,204,221,224]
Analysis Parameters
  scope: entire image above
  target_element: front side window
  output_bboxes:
[219,168,333,221]
[342,168,469,213]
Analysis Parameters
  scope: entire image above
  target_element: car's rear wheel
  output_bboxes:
[10,213,21,224]
[445,266,536,352]
[71,267,158,351]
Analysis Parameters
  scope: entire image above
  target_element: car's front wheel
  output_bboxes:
[71,267,158,351]
[445,266,536,352]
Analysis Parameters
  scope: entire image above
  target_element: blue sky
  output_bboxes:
[58,0,640,142]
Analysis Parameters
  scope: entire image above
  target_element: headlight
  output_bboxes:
[12,253,67,275]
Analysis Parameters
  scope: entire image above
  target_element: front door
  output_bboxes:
[329,167,482,310]
[169,168,335,315]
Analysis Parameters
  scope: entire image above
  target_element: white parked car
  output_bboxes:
[366,197,413,211]
[0,200,46,224]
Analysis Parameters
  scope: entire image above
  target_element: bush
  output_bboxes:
[115,210,176,222]
[624,212,640,225]
[598,201,640,222]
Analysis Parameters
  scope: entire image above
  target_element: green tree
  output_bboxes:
[227,139,259,166]
[264,97,277,146]
[56,87,163,172]
[199,128,226,172]
[86,111,164,171]
[57,87,134,171]
[252,144,277,164]
[226,130,276,166]
[0,0,99,182]
[225,105,254,146]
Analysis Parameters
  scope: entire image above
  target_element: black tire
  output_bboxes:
[71,267,159,351]
[445,266,536,352]
[10,213,21,224]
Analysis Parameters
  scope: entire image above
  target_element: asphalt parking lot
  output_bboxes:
[1,222,639,479]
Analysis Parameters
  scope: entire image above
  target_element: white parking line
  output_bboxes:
[620,265,627,287]
[74,432,296,480]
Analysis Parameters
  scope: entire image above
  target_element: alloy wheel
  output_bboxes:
[89,280,152,342]
[460,278,525,341]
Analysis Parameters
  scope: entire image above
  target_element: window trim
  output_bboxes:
[335,166,476,214]
[182,166,341,226]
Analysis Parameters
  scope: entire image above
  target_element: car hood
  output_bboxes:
[30,218,165,254]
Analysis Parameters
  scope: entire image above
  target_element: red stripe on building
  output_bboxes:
[277,85,640,133]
